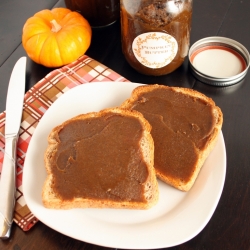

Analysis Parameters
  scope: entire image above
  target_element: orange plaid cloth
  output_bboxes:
[0,55,128,231]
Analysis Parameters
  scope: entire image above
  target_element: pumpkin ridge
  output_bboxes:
[38,34,50,64]
[54,34,64,65]
[24,31,51,43]
[38,34,60,67]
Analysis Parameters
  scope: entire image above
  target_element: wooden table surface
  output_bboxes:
[0,0,249,249]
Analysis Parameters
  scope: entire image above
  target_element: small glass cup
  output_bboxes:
[65,0,120,27]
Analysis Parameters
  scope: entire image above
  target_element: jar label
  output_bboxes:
[132,32,178,69]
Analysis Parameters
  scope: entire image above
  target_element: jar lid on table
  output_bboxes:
[188,36,250,86]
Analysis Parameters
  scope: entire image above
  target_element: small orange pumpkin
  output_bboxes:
[22,8,92,68]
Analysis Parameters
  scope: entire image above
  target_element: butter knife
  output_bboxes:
[0,57,26,239]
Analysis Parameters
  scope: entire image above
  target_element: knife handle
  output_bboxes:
[0,135,17,239]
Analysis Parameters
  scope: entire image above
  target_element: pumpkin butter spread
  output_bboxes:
[43,108,159,209]
[121,85,223,191]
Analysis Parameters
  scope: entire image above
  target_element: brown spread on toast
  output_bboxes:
[129,88,215,182]
[121,85,222,191]
[50,113,149,202]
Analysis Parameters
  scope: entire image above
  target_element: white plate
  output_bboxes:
[23,82,226,249]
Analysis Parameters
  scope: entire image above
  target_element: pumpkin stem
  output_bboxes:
[50,19,62,32]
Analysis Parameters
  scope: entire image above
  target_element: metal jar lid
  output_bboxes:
[188,36,250,86]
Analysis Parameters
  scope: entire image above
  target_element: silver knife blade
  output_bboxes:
[0,57,26,239]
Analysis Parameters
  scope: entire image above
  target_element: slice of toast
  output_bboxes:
[121,84,223,191]
[42,108,159,209]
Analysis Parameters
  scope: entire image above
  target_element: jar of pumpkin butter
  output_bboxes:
[120,0,193,75]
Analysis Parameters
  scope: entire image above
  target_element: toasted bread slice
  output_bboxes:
[42,108,159,209]
[121,84,223,191]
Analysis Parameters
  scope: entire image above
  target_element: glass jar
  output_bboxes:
[65,0,120,27]
[120,0,193,75]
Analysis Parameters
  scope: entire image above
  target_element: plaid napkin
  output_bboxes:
[0,55,128,231]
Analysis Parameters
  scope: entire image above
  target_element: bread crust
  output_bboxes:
[42,107,159,209]
[121,84,223,191]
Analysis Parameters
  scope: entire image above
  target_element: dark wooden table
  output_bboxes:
[1,0,249,249]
